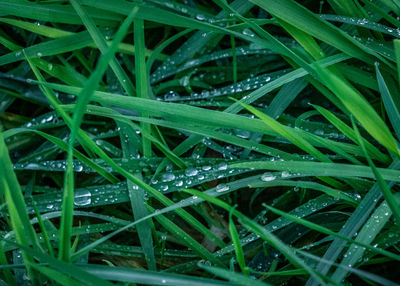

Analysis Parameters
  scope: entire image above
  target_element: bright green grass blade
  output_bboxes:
[0,131,39,282]
[229,207,248,276]
[312,104,390,163]
[234,99,330,162]
[32,203,54,257]
[0,17,72,38]
[376,63,400,140]
[59,0,139,261]
[0,34,21,51]
[0,132,40,247]
[0,242,14,286]
[69,0,135,96]
[313,65,399,156]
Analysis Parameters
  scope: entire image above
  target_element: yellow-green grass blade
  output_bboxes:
[313,65,399,156]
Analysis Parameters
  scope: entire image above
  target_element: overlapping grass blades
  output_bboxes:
[1,0,400,285]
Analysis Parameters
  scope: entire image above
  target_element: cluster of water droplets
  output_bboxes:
[149,162,248,194]
[162,72,275,102]
[320,14,400,37]
[20,112,61,129]
[154,46,273,86]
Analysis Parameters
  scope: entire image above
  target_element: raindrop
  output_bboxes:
[242,28,255,37]
[216,184,230,193]
[74,190,92,206]
[161,172,176,182]
[196,14,205,21]
[261,172,276,182]
[185,168,198,177]
[217,162,227,170]
[75,165,84,172]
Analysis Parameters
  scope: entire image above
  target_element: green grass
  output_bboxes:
[1,0,400,285]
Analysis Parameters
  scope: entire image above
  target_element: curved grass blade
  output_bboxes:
[376,63,400,140]
[229,207,248,276]
[312,65,398,156]
[59,0,139,261]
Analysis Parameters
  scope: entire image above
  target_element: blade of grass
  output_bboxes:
[312,65,398,156]
[376,63,400,140]
[229,207,248,276]
[351,116,400,222]
[58,1,139,260]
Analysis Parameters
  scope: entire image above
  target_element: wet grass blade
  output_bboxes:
[313,65,398,156]
[352,117,400,222]
[376,63,400,140]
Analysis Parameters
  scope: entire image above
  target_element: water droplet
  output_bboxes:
[202,165,212,171]
[216,184,230,193]
[74,190,92,206]
[75,165,83,172]
[25,163,39,169]
[161,172,175,182]
[261,172,276,182]
[185,168,198,177]
[217,163,227,170]
[175,180,183,187]
[242,28,255,37]
[196,14,205,21]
